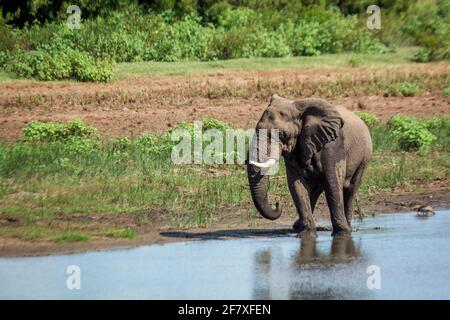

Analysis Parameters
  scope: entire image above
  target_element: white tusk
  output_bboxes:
[249,158,277,168]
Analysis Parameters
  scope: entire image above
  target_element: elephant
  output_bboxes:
[247,94,372,237]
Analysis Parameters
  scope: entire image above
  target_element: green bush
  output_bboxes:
[385,82,421,97]
[69,13,145,62]
[144,15,216,62]
[411,47,432,62]
[402,1,450,61]
[217,7,259,30]
[64,136,100,155]
[351,30,389,54]
[423,116,450,149]
[9,44,114,82]
[19,120,101,157]
[290,21,330,56]
[23,120,99,143]
[1,3,426,81]
[212,8,290,59]
[70,51,114,82]
[355,112,380,128]
[202,118,232,132]
[443,86,450,97]
[10,48,72,81]
[138,133,172,155]
[388,115,436,154]
[0,50,8,68]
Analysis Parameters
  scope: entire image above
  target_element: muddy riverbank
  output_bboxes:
[0,186,448,257]
[1,210,450,299]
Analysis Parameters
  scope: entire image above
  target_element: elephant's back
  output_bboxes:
[336,106,372,164]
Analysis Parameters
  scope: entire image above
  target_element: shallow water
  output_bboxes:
[1,211,450,299]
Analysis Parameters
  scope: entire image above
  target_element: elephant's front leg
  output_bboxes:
[287,167,316,238]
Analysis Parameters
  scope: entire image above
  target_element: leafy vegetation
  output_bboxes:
[443,86,450,97]
[355,112,380,128]
[385,82,422,97]
[402,1,450,62]
[0,115,448,241]
[8,0,446,81]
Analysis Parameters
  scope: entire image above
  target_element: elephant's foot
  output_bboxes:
[292,218,315,232]
[297,229,317,239]
[292,219,302,232]
[293,218,317,238]
[331,229,352,238]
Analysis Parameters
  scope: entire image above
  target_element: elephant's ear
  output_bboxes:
[296,101,344,166]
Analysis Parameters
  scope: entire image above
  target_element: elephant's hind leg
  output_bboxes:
[322,154,351,236]
[344,163,368,227]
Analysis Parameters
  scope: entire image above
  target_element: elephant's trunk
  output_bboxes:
[247,163,282,220]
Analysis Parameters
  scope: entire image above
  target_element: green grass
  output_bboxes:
[100,228,138,239]
[115,48,418,78]
[53,232,91,243]
[0,115,448,242]
[0,71,21,83]
[0,48,443,83]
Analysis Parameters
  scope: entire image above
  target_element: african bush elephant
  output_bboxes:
[247,95,372,237]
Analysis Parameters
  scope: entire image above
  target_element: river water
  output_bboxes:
[0,211,449,299]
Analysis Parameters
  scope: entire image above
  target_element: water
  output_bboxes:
[1,211,449,299]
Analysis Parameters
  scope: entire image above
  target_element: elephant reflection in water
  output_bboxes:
[252,237,370,300]
[294,236,358,266]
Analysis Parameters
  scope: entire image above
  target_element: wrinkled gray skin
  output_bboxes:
[247,95,372,237]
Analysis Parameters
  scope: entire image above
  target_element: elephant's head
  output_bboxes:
[247,94,344,221]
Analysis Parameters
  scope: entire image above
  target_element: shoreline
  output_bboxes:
[1,186,448,258]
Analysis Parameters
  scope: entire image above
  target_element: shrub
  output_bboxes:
[21,120,100,156]
[411,47,432,63]
[10,48,72,81]
[213,8,290,59]
[64,136,100,155]
[0,51,7,68]
[248,30,291,58]
[289,21,329,56]
[202,118,232,132]
[443,86,450,97]
[137,133,172,155]
[401,1,449,62]
[350,30,389,54]
[69,14,145,62]
[70,51,114,82]
[423,116,450,149]
[355,112,380,128]
[217,7,259,30]
[144,15,216,62]
[388,115,436,154]
[9,43,114,82]
[385,82,421,97]
[23,120,99,143]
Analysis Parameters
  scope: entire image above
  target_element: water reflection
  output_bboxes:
[253,236,370,299]
[1,211,450,299]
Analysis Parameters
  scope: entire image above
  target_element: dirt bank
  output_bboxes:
[0,186,448,257]
[1,64,449,143]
